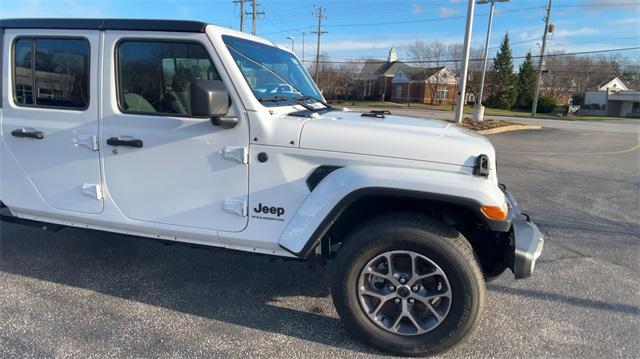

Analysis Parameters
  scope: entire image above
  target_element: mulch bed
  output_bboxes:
[455,118,523,131]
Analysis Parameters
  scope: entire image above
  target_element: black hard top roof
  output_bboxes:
[0,18,208,33]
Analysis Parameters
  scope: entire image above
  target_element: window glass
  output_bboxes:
[222,36,322,107]
[14,39,33,105]
[34,39,89,108]
[13,37,89,109]
[117,40,219,115]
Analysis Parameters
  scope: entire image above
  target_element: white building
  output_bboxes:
[583,78,639,118]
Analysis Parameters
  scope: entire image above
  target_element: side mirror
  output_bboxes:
[189,80,238,128]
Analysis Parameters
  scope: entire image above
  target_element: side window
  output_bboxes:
[13,37,90,109]
[117,40,220,116]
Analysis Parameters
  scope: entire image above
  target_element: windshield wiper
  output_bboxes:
[260,96,318,113]
[258,96,290,103]
[295,95,331,109]
[293,97,317,111]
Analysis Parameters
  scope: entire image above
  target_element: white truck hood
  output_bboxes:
[298,110,495,168]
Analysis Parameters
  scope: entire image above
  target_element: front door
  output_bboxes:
[1,29,103,214]
[101,32,249,232]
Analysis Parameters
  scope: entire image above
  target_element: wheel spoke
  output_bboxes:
[411,289,450,305]
[409,252,418,278]
[360,287,395,302]
[426,302,445,323]
[364,265,399,286]
[409,267,444,286]
[391,300,408,332]
[405,310,422,333]
[423,289,451,301]
[372,300,386,316]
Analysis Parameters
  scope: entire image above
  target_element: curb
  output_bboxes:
[475,124,542,135]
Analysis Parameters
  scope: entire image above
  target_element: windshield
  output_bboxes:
[222,35,323,107]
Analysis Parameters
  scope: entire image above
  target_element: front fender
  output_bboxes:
[278,166,507,257]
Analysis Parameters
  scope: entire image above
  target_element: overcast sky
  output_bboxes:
[2,0,639,63]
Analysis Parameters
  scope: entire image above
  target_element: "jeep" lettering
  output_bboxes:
[253,203,285,217]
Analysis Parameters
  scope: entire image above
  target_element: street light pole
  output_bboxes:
[454,0,476,123]
[286,36,295,52]
[300,31,305,62]
[474,0,509,122]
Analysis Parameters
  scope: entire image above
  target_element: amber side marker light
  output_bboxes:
[480,205,508,221]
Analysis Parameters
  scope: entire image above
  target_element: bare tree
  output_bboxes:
[447,43,464,78]
[542,52,619,103]
[464,48,487,104]
[310,53,365,101]
[407,40,447,104]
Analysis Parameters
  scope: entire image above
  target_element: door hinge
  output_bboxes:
[223,146,248,164]
[223,198,248,217]
[74,134,99,151]
[82,183,103,200]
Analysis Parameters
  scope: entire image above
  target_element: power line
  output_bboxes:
[324,6,544,28]
[259,25,315,37]
[299,47,640,64]
[554,1,640,8]
[258,5,545,36]
[261,1,296,35]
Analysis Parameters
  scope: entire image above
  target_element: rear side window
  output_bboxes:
[117,40,220,116]
[13,37,90,109]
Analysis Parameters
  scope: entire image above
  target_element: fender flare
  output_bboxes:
[278,166,509,257]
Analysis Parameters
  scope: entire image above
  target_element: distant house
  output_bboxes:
[583,77,640,118]
[390,66,458,105]
[357,48,412,101]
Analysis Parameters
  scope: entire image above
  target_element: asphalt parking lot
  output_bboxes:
[1,118,639,358]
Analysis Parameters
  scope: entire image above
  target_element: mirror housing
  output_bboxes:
[189,80,237,128]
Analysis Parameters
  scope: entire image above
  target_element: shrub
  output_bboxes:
[536,95,557,113]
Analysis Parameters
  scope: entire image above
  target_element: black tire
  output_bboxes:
[331,213,485,356]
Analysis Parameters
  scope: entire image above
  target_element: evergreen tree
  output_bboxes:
[488,33,517,109]
[516,52,537,109]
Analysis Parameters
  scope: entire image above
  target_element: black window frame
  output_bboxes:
[11,36,91,111]
[115,38,222,118]
[1,28,4,109]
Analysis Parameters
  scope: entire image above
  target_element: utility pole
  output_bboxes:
[455,0,476,123]
[245,0,264,35]
[312,5,327,81]
[233,0,247,31]
[531,0,552,118]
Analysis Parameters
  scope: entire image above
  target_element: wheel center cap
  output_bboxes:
[397,285,411,298]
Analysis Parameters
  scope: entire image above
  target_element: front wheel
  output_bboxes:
[331,214,485,356]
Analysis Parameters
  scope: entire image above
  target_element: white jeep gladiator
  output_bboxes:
[0,19,543,356]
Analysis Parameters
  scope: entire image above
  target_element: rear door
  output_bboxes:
[101,31,249,232]
[1,29,103,213]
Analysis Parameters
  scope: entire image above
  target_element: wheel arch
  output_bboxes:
[278,166,511,259]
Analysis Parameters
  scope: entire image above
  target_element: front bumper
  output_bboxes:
[502,187,544,279]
